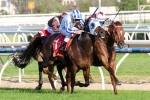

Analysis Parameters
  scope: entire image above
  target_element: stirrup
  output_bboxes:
[60,47,66,51]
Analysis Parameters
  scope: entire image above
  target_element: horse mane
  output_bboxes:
[113,21,122,26]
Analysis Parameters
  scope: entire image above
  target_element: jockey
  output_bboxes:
[47,12,67,34]
[90,11,112,31]
[59,9,84,51]
[40,12,67,36]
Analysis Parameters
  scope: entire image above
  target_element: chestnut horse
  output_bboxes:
[56,19,125,94]
[86,19,125,94]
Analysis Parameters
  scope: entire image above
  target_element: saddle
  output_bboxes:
[53,34,77,57]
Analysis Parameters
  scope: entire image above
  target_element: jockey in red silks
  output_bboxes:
[38,12,67,37]
[90,11,112,31]
[59,10,84,51]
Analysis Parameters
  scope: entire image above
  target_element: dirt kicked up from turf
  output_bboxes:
[1,80,150,91]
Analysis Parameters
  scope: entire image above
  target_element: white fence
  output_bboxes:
[0,43,28,84]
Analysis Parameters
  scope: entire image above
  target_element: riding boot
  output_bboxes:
[60,41,67,51]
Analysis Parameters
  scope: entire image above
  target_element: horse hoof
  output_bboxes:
[52,89,56,92]
[54,76,59,80]
[60,87,65,93]
[90,80,95,83]
[75,81,80,86]
[116,81,121,85]
[35,86,42,90]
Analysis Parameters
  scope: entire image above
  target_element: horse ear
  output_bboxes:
[112,21,116,27]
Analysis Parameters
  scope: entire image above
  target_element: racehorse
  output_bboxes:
[86,19,125,94]
[56,19,125,94]
[12,34,67,91]
[40,21,107,93]
[12,18,124,94]
[12,28,95,92]
[41,34,92,93]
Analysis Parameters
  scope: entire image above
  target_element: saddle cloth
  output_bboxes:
[38,29,51,37]
[53,34,77,57]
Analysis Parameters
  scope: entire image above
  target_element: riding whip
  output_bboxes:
[112,8,121,21]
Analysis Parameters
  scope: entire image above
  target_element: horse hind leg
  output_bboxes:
[43,66,56,91]
[35,62,43,90]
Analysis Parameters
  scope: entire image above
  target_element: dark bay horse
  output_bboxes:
[12,29,95,92]
[40,21,106,93]
[87,19,125,94]
[12,34,67,91]
[41,33,94,93]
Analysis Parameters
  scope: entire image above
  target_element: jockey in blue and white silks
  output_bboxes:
[59,9,84,51]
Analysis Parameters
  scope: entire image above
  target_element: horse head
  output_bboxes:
[87,18,105,37]
[108,21,125,48]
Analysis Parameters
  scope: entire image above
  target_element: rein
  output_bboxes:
[95,25,123,49]
[107,25,123,42]
[96,37,115,49]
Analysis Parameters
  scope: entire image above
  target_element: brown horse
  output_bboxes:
[57,19,125,94]
[88,20,125,94]
[12,32,95,92]
[40,21,107,93]
[12,34,69,91]
[41,33,93,93]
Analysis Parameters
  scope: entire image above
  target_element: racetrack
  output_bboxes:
[1,80,150,91]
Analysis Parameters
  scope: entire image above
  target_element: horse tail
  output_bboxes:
[12,36,47,69]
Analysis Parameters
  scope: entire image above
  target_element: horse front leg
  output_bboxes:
[71,70,76,93]
[109,67,118,95]
[111,62,121,85]
[89,73,95,83]
[66,71,71,93]
[109,62,121,95]
[48,65,56,92]
[57,64,66,93]
[77,67,90,87]
[35,62,43,90]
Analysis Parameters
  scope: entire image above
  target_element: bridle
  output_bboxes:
[107,25,123,42]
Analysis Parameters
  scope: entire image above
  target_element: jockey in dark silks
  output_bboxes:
[38,12,67,37]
